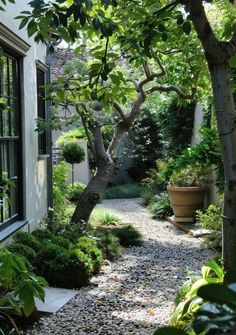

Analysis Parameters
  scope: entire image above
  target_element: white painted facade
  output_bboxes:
[0,1,51,242]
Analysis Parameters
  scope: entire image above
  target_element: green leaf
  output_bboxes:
[198,283,236,306]
[92,18,100,30]
[161,32,168,41]
[27,20,38,37]
[19,17,29,30]
[182,21,191,35]
[229,55,236,68]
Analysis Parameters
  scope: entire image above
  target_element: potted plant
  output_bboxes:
[167,164,210,222]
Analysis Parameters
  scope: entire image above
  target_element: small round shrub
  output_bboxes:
[52,236,71,249]
[76,236,103,274]
[31,228,54,241]
[33,242,63,272]
[13,231,41,252]
[62,140,85,165]
[66,182,86,201]
[113,225,143,247]
[43,249,94,288]
[7,242,36,265]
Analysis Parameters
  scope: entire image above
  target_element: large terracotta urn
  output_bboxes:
[167,186,207,222]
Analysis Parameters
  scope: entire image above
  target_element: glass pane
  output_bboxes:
[0,51,20,225]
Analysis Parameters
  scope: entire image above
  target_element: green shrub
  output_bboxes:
[66,182,86,201]
[196,204,222,250]
[41,249,93,288]
[90,207,121,227]
[113,225,143,247]
[56,128,86,147]
[76,236,103,274]
[31,228,54,241]
[13,231,41,252]
[61,140,85,164]
[140,159,170,205]
[99,212,121,226]
[52,161,69,222]
[7,242,36,265]
[148,193,173,219]
[52,236,71,249]
[33,242,63,272]
[95,230,123,260]
[102,183,141,199]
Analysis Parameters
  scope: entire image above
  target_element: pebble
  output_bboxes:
[26,198,214,335]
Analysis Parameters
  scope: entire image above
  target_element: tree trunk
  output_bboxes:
[71,156,114,224]
[210,63,236,269]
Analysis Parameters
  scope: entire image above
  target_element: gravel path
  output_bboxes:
[27,198,214,335]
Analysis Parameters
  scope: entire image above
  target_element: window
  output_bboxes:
[0,51,22,228]
[36,64,47,155]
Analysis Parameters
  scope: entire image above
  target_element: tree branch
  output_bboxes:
[147,85,196,99]
[182,0,235,63]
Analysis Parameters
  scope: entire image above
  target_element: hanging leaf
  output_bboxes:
[182,21,191,35]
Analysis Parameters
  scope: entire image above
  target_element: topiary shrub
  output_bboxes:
[61,140,85,165]
[76,236,103,274]
[113,225,143,247]
[13,231,41,252]
[33,241,63,273]
[42,249,94,288]
[31,228,54,241]
[7,242,36,266]
[66,182,86,201]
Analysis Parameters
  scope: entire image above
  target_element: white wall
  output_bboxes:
[1,1,49,231]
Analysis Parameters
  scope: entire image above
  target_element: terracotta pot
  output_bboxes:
[167,186,207,221]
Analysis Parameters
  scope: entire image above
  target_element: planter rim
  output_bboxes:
[167,185,208,191]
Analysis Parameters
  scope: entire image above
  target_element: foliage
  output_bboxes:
[154,264,236,335]
[196,204,222,250]
[166,127,223,191]
[124,106,162,180]
[66,182,86,201]
[140,159,170,205]
[9,227,103,289]
[52,161,69,220]
[156,96,195,159]
[7,243,36,266]
[102,183,141,199]
[76,236,103,274]
[170,260,224,330]
[94,230,123,260]
[56,128,86,147]
[89,207,121,227]
[0,248,46,317]
[61,140,85,165]
[112,225,143,247]
[168,164,211,188]
[147,192,173,219]
[12,231,41,252]
[31,228,54,241]
[37,246,94,289]
[98,212,121,226]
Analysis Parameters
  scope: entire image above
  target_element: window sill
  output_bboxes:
[0,220,28,243]
[38,154,50,160]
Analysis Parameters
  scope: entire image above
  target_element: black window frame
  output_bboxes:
[0,46,23,231]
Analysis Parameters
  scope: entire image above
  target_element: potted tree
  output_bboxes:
[167,165,210,223]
